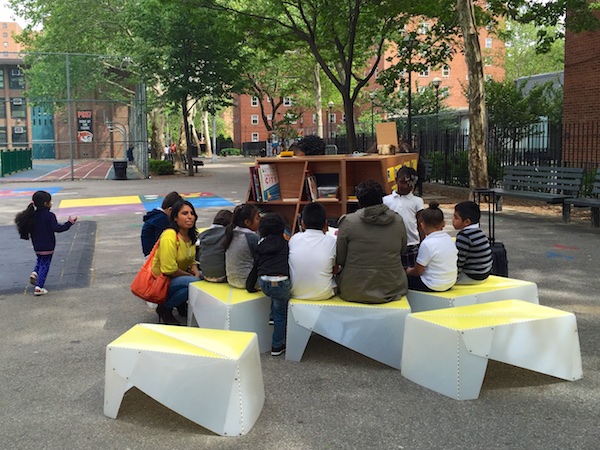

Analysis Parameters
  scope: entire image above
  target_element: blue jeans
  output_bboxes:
[163,275,200,308]
[258,278,291,350]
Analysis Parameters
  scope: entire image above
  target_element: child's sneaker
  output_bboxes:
[271,345,285,356]
[29,272,38,286]
[34,287,48,296]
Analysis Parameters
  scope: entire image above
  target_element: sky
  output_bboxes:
[0,2,27,28]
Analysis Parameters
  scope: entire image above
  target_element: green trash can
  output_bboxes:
[113,160,128,180]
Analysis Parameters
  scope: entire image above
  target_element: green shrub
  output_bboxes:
[581,170,597,197]
[149,159,174,175]
[220,147,241,157]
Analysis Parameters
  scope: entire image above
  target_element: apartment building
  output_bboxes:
[0,21,30,150]
[232,22,505,147]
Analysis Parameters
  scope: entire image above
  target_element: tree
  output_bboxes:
[201,0,422,152]
[129,0,245,175]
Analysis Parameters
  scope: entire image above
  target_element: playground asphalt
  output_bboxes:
[0,157,599,449]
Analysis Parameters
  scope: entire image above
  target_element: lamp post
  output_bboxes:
[369,91,376,138]
[327,101,334,143]
[403,36,417,147]
[431,77,442,150]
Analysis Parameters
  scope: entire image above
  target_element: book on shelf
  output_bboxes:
[305,174,318,201]
[249,166,262,202]
[258,164,281,201]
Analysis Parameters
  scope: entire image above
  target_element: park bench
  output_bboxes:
[191,156,205,173]
[564,168,600,227]
[401,300,583,400]
[476,165,584,221]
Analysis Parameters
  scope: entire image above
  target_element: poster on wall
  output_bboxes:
[77,110,93,142]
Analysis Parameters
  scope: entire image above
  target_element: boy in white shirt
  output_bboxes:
[406,201,457,292]
[289,203,337,300]
[383,166,424,268]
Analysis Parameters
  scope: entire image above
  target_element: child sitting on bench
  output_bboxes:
[452,201,493,285]
[406,201,457,292]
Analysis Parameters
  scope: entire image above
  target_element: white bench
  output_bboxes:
[407,275,538,313]
[104,324,265,436]
[401,300,583,400]
[286,296,411,369]
[188,281,272,353]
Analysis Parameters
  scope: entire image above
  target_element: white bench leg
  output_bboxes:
[103,351,132,418]
[286,306,313,362]
[401,317,488,400]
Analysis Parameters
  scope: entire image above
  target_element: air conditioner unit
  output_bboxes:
[11,69,23,76]
[12,98,23,105]
[14,126,24,134]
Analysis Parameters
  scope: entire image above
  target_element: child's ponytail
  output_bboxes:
[222,204,258,250]
[15,191,52,240]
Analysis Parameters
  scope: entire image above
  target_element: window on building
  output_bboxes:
[441,86,450,98]
[9,67,25,89]
[3,42,7,48]
[10,97,26,118]
[312,113,316,124]
[0,99,5,119]
[484,56,493,66]
[329,113,336,124]
[2,33,7,38]
[0,127,7,146]
[418,21,431,34]
[0,69,4,89]
[2,24,7,29]
[12,126,28,146]
[251,114,259,125]
[485,38,493,48]
[418,66,430,77]
[267,114,272,121]
[341,114,346,123]
[283,97,293,106]
[251,132,259,142]
[251,96,259,107]
[442,65,450,78]
[417,86,426,94]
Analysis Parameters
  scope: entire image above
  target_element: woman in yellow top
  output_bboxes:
[152,200,201,325]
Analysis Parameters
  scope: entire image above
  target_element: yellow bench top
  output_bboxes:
[108,323,256,359]
[409,276,536,299]
[291,295,410,310]
[410,300,572,331]
[190,280,267,305]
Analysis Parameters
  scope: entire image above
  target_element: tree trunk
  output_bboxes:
[457,0,489,194]
[312,63,324,138]
[203,110,212,157]
[343,93,357,153]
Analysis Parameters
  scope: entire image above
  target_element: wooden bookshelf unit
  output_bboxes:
[247,153,419,233]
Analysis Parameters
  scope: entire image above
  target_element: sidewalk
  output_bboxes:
[0,158,598,449]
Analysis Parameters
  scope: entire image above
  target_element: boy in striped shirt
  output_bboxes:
[452,201,493,285]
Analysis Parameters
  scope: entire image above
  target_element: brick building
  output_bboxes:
[562,9,600,166]
[232,22,505,148]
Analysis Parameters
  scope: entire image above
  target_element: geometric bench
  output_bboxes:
[286,296,411,369]
[104,324,265,436]
[401,300,583,400]
[188,281,272,353]
[407,275,538,313]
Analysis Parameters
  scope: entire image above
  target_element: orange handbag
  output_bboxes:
[130,240,170,304]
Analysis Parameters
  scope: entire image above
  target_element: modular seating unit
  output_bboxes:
[401,300,583,400]
[104,324,265,436]
[286,296,411,369]
[407,275,538,313]
[188,281,272,353]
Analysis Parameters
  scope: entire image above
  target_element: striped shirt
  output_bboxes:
[455,224,493,280]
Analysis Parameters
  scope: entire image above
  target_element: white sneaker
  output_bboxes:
[34,287,48,296]
[30,272,38,286]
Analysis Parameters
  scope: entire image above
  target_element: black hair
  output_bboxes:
[302,202,327,230]
[213,209,233,227]
[169,200,199,242]
[356,179,384,208]
[396,166,419,188]
[298,134,326,155]
[222,203,259,250]
[162,191,182,210]
[454,201,481,224]
[15,190,51,241]
[420,201,445,227]
[258,213,285,237]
